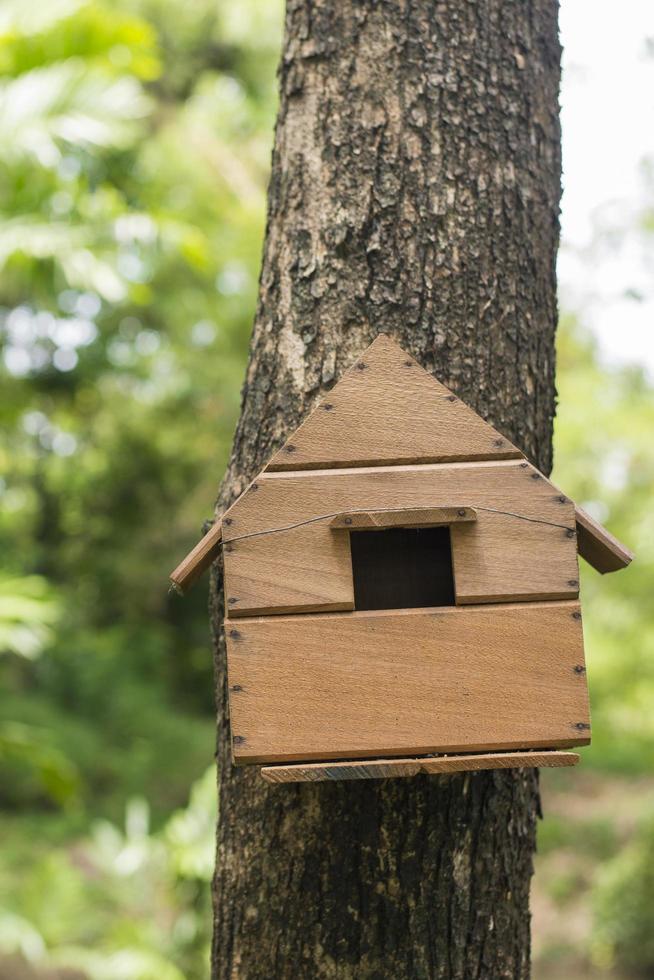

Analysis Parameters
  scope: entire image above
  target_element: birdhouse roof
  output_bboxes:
[170,334,633,592]
[266,334,521,471]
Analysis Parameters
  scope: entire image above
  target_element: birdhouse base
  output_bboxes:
[260,750,579,784]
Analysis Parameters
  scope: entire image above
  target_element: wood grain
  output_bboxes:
[226,601,590,763]
[266,335,522,471]
[223,523,354,617]
[329,505,477,529]
[169,520,222,594]
[576,505,634,574]
[222,460,580,616]
[260,750,580,783]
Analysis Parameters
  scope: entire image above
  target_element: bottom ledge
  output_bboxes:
[260,750,580,784]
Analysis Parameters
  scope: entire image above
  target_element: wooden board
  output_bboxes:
[222,460,580,616]
[169,520,222,594]
[266,334,522,471]
[223,523,354,617]
[576,505,634,574]
[226,601,590,763]
[260,750,580,783]
[329,505,477,529]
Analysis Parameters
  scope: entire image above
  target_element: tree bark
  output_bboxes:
[211,2,561,977]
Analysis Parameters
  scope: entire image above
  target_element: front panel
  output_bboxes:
[226,601,590,763]
[222,460,580,616]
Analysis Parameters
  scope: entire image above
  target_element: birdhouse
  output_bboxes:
[171,335,633,784]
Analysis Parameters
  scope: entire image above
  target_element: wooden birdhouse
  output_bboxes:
[171,335,633,784]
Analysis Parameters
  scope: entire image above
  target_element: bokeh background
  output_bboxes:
[0,1,651,978]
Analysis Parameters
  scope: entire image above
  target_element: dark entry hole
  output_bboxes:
[350,526,455,611]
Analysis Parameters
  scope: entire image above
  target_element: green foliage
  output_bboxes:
[0,0,282,972]
[0,767,216,979]
[592,809,654,974]
[0,1,160,79]
[553,319,654,775]
[0,721,80,809]
[537,812,618,862]
[0,0,282,820]
[0,575,59,659]
[542,313,654,976]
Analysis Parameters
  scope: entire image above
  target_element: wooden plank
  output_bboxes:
[222,461,580,616]
[329,505,477,530]
[226,601,590,763]
[576,505,633,574]
[169,520,222,594]
[223,523,354,617]
[260,750,580,783]
[266,335,522,471]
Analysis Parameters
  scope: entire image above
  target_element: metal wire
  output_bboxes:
[222,504,574,545]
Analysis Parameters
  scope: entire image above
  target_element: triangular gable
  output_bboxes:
[266,334,522,471]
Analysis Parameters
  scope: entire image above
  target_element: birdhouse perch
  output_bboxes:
[170,335,633,784]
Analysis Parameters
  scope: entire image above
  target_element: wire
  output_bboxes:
[222,505,574,545]
[473,506,574,532]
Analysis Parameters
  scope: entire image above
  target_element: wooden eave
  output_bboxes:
[575,505,634,574]
[170,519,222,594]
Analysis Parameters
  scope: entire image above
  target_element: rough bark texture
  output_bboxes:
[211,2,561,978]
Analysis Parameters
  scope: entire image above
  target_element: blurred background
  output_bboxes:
[0,1,651,978]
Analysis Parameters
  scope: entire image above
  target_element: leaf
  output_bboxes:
[50,945,187,980]
[0,61,150,165]
[0,721,80,805]
[0,909,46,962]
[0,576,59,659]
[0,0,160,81]
[164,766,216,880]
[0,0,86,37]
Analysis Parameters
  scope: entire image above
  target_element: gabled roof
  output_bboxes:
[170,334,633,592]
[267,334,521,471]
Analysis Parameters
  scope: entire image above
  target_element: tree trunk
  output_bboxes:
[211,2,561,977]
